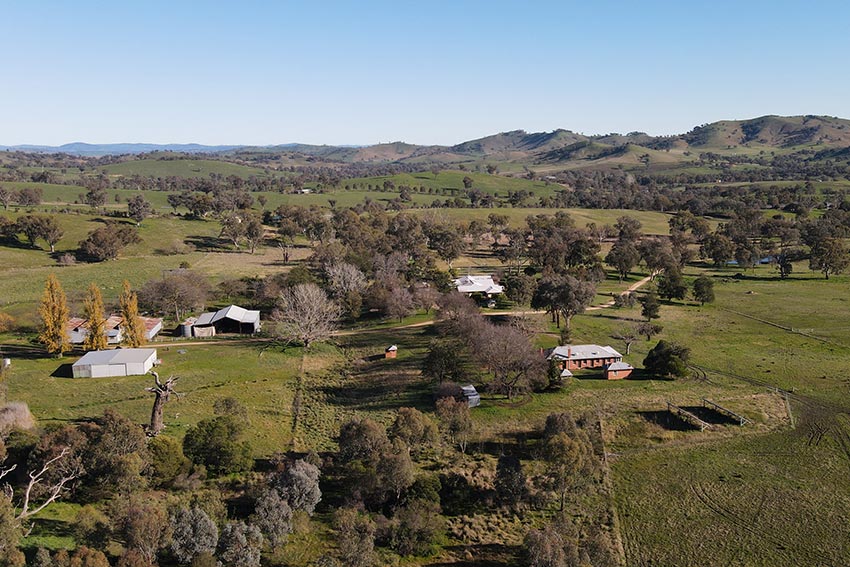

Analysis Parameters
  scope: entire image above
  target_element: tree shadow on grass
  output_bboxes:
[1,343,52,361]
[183,235,230,251]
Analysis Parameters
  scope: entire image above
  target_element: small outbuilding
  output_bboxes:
[461,384,481,408]
[385,345,398,359]
[72,348,158,378]
[603,361,634,380]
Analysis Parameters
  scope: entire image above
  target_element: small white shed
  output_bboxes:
[72,348,157,378]
[461,384,481,408]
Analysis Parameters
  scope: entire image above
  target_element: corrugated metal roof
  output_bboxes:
[605,362,633,371]
[454,275,504,294]
[195,305,260,326]
[73,348,157,367]
[548,344,623,361]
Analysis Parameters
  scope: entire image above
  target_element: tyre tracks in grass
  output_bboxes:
[690,482,839,566]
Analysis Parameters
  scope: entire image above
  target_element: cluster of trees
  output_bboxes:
[37,275,146,356]
[0,393,327,567]
[0,214,63,252]
[0,185,43,208]
[0,213,143,262]
[689,206,850,279]
[426,293,550,399]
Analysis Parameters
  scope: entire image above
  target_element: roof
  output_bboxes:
[67,317,87,331]
[73,348,157,367]
[461,384,479,396]
[605,362,633,371]
[195,305,260,326]
[560,368,574,377]
[454,274,504,294]
[386,345,398,352]
[548,344,623,361]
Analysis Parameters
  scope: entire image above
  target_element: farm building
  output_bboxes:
[546,344,624,371]
[454,274,503,296]
[603,361,634,380]
[182,305,261,337]
[72,348,158,378]
[67,315,163,344]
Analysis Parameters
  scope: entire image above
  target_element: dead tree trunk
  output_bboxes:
[146,371,179,436]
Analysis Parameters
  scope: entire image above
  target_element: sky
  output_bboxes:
[2,0,850,146]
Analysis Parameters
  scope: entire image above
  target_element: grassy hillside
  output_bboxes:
[98,158,282,178]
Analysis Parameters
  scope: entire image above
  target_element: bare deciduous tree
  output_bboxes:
[273,283,341,348]
[325,262,367,297]
[0,446,80,534]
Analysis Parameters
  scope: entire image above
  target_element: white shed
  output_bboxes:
[72,348,157,378]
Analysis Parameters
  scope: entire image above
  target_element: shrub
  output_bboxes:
[183,415,253,476]
[147,435,190,487]
[170,507,219,565]
[643,340,690,379]
[0,402,35,436]
[272,459,322,515]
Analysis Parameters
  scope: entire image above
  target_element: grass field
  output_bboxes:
[97,158,286,179]
[5,340,304,457]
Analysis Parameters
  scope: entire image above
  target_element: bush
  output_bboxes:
[338,418,389,464]
[170,507,219,565]
[389,498,444,556]
[643,340,690,379]
[57,252,77,266]
[73,505,112,548]
[147,435,190,487]
[0,402,35,436]
[388,408,438,455]
[272,459,322,515]
[183,415,253,476]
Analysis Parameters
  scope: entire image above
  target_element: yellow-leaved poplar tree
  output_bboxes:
[120,280,146,347]
[82,283,107,351]
[38,274,70,357]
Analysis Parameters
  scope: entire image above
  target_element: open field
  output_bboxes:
[4,340,305,457]
[98,158,287,179]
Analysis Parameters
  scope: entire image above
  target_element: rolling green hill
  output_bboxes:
[99,158,282,178]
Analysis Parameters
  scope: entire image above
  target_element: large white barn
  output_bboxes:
[72,348,158,378]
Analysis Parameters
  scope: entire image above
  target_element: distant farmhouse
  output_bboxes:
[546,344,634,380]
[454,274,503,296]
[180,304,261,337]
[67,315,162,345]
[72,348,157,378]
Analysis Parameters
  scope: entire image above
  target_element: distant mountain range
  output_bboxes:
[4,115,850,163]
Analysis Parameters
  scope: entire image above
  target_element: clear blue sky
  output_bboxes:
[3,0,849,146]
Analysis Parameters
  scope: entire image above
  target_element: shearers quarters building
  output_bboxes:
[546,344,634,380]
